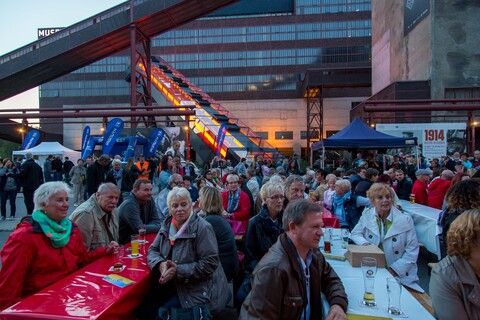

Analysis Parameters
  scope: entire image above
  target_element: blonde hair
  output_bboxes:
[260,182,285,203]
[367,182,394,202]
[199,186,223,215]
[447,209,480,258]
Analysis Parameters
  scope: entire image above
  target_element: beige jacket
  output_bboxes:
[69,194,119,250]
[430,255,480,320]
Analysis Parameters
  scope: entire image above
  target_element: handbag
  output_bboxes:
[158,305,211,320]
[228,218,246,236]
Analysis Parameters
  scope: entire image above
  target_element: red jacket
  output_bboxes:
[222,190,251,235]
[0,218,106,310]
[411,179,428,205]
[427,178,451,209]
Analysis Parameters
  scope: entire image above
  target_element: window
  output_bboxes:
[300,131,320,139]
[256,131,269,139]
[275,131,293,140]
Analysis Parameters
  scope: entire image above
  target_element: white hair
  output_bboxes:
[34,181,70,211]
[260,182,285,202]
[167,187,192,209]
[335,179,351,191]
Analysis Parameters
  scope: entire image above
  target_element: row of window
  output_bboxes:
[41,80,128,90]
[296,0,370,15]
[152,20,370,47]
[256,131,321,140]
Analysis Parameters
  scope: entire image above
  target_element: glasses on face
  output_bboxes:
[268,195,285,201]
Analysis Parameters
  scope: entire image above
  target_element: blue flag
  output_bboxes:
[21,129,41,150]
[81,137,96,159]
[81,126,90,154]
[146,128,166,157]
[103,118,124,156]
[215,123,228,156]
[123,136,137,162]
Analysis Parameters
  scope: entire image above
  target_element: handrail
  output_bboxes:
[0,0,152,65]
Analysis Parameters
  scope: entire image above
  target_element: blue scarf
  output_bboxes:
[227,189,240,213]
[332,191,351,226]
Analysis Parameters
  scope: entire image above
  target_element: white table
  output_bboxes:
[321,229,435,319]
[399,200,442,260]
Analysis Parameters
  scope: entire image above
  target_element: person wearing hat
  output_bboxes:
[411,169,432,205]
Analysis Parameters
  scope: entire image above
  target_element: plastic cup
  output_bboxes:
[131,235,140,257]
[387,277,402,315]
[138,226,146,244]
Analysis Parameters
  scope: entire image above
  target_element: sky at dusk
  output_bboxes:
[0,0,125,110]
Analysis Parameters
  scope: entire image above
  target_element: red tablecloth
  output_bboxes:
[322,209,340,228]
[0,234,157,320]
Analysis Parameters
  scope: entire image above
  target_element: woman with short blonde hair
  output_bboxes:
[430,209,480,320]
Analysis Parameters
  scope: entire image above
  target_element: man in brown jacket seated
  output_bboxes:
[240,199,348,320]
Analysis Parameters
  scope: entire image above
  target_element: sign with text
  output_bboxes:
[37,28,64,39]
[376,123,466,159]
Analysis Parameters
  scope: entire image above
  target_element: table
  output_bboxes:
[398,200,442,260]
[0,234,156,320]
[322,229,435,319]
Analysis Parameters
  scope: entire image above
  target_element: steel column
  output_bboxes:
[306,87,323,165]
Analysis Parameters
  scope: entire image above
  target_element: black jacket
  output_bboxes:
[396,178,413,200]
[244,205,284,273]
[205,214,239,281]
[86,161,114,196]
[19,159,44,191]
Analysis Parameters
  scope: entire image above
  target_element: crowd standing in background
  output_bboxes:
[0,145,479,319]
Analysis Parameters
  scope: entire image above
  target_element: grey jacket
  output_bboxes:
[69,165,87,185]
[69,194,119,250]
[118,193,162,244]
[147,214,230,311]
[430,255,480,320]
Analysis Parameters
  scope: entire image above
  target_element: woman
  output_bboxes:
[198,186,239,282]
[331,179,367,229]
[351,183,423,292]
[244,182,284,273]
[158,155,174,192]
[147,187,229,318]
[0,182,116,310]
[0,159,20,220]
[438,179,480,258]
[430,210,480,320]
[69,158,87,206]
[323,173,337,210]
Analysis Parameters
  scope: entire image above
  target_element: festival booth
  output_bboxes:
[312,119,418,168]
[12,142,81,169]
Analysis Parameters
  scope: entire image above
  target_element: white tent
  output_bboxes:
[13,142,81,168]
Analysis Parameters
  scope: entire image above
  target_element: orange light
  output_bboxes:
[18,128,25,133]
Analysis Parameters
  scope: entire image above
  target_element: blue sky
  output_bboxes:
[0,0,125,110]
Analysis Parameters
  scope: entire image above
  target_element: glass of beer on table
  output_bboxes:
[131,234,140,257]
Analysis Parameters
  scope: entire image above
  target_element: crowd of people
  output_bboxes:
[0,147,479,319]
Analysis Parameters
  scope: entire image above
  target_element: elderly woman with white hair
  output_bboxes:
[351,183,423,292]
[147,187,230,319]
[331,179,369,229]
[0,181,114,310]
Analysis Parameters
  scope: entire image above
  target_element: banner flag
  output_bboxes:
[81,138,96,159]
[123,136,137,162]
[146,128,166,157]
[81,126,90,154]
[102,118,124,155]
[215,123,228,156]
[21,129,41,150]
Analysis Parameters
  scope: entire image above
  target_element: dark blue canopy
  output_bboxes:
[312,119,417,150]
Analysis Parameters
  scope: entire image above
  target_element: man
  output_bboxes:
[118,179,162,244]
[43,155,53,182]
[69,183,120,250]
[354,168,379,197]
[63,156,74,185]
[349,166,367,193]
[51,156,63,181]
[394,169,412,201]
[411,169,432,205]
[284,174,306,205]
[427,170,454,209]
[234,158,247,176]
[86,154,114,197]
[473,150,480,168]
[240,199,348,319]
[183,175,198,202]
[154,173,183,222]
[19,152,43,215]
[135,155,150,180]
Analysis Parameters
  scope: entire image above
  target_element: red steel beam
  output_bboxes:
[0,105,190,113]
[364,98,480,104]
[0,109,195,119]
[364,105,480,112]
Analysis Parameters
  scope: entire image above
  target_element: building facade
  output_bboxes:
[40,0,372,155]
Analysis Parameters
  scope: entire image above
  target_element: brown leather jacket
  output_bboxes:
[240,233,348,320]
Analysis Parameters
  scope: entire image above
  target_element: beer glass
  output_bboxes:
[323,228,332,253]
[387,277,402,315]
[113,246,124,272]
[361,257,377,307]
[138,225,146,244]
[341,228,350,249]
[130,235,140,257]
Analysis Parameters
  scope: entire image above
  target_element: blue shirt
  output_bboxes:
[298,250,313,320]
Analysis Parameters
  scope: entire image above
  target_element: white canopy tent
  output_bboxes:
[13,142,81,169]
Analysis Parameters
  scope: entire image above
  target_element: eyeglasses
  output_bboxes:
[268,195,285,200]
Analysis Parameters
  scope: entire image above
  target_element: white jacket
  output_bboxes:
[351,206,424,292]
